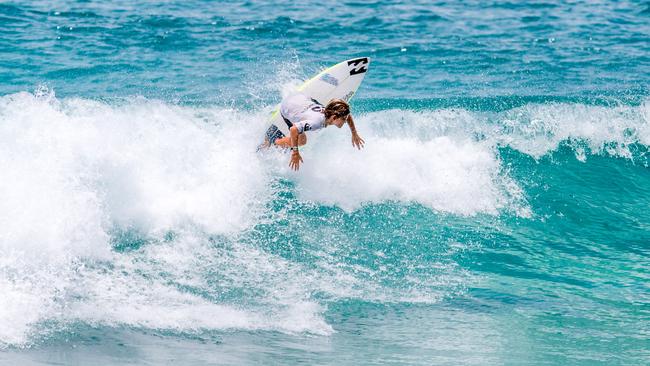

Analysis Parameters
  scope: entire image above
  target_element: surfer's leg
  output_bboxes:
[274,133,307,148]
[258,125,285,150]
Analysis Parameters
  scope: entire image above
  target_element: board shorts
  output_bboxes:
[264,113,297,145]
[266,94,326,146]
[265,124,285,145]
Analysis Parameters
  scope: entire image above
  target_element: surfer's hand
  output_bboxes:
[290,151,303,171]
[351,133,365,150]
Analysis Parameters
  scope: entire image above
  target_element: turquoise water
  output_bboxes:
[1,1,649,365]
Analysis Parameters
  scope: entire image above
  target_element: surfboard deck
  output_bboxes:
[263,57,371,145]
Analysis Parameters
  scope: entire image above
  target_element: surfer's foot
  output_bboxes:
[256,139,271,152]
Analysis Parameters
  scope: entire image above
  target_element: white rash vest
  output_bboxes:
[280,93,327,134]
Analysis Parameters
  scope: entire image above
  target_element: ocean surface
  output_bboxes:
[1,1,649,365]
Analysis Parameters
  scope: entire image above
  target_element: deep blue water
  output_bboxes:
[1,1,649,365]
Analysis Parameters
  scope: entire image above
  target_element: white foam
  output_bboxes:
[283,109,525,215]
[298,135,505,214]
[0,91,270,241]
[0,257,59,346]
[499,101,650,159]
[66,232,334,336]
[2,89,647,347]
[634,99,650,146]
[0,90,282,347]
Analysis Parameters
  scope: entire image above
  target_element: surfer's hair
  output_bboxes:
[324,99,350,119]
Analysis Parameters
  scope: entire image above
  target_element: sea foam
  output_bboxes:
[1,90,648,347]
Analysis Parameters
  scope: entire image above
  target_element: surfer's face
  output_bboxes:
[328,115,347,128]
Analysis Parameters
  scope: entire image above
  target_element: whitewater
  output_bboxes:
[2,88,649,358]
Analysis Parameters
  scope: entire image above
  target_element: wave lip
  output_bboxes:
[499,100,650,160]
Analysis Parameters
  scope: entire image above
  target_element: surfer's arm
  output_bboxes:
[289,126,303,171]
[289,126,301,149]
[347,115,365,150]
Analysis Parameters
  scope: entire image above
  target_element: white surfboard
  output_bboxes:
[265,57,371,139]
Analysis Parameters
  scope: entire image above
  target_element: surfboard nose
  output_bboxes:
[347,57,370,76]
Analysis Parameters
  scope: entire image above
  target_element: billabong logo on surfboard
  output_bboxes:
[347,58,368,75]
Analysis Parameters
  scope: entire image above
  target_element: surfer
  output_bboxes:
[265,93,365,171]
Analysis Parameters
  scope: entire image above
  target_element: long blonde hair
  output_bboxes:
[324,99,350,119]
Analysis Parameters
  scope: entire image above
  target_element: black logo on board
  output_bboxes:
[347,58,368,75]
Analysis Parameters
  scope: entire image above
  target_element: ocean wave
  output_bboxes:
[1,89,648,347]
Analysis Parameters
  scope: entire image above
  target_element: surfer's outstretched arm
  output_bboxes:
[347,115,365,150]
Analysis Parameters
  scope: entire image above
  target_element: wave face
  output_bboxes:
[2,0,650,364]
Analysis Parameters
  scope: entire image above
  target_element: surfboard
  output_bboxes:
[263,57,371,143]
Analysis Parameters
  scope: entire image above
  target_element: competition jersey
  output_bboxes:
[280,94,326,134]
